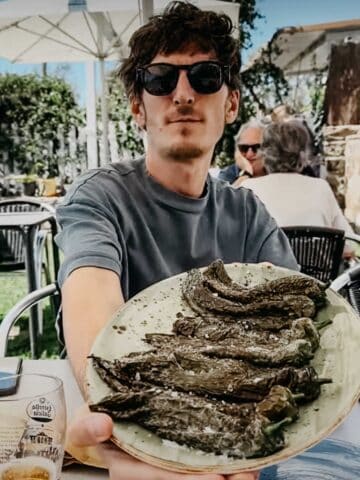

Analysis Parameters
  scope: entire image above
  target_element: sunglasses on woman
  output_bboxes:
[238,143,261,154]
[136,61,230,96]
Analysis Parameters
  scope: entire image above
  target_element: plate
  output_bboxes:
[86,263,360,474]
[261,438,360,479]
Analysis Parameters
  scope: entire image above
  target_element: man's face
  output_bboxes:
[237,127,264,176]
[131,50,239,164]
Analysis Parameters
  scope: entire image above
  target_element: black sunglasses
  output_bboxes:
[136,61,230,96]
[238,143,261,154]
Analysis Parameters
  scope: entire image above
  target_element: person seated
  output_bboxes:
[241,120,354,242]
[218,119,266,185]
[57,3,297,479]
[271,104,321,178]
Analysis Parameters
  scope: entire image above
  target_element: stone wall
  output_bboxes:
[323,125,360,231]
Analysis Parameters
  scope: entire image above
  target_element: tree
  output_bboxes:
[216,0,289,167]
[102,72,145,159]
[98,1,289,166]
[0,74,84,176]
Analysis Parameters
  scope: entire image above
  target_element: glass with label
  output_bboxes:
[0,374,66,480]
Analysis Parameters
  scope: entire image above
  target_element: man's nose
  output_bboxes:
[173,70,195,105]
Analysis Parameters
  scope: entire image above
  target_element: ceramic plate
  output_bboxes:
[86,263,360,474]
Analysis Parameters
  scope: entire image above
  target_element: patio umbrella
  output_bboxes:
[0,0,239,167]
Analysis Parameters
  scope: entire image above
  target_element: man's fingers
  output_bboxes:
[67,412,113,447]
[67,408,258,480]
[101,443,224,480]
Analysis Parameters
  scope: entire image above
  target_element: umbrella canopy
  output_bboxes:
[0,0,240,166]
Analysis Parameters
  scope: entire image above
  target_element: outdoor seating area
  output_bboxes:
[282,225,360,282]
[0,0,360,479]
[0,198,60,358]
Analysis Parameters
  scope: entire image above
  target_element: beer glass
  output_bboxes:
[0,373,66,480]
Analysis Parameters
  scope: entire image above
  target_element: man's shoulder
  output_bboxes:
[211,175,259,204]
[62,157,144,204]
[86,157,144,180]
[109,157,144,176]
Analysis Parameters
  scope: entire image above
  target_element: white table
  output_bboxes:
[13,360,360,478]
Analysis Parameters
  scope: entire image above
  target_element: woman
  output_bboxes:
[241,120,353,236]
[218,119,267,185]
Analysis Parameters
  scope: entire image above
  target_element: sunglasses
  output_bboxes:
[238,144,261,154]
[136,61,230,96]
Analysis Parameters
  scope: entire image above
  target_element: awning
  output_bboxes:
[244,19,360,76]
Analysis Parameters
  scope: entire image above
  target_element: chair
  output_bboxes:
[0,199,58,346]
[330,263,360,316]
[0,199,55,285]
[0,283,65,358]
[0,200,56,281]
[282,226,345,283]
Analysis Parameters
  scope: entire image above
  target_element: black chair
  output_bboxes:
[282,226,345,283]
[0,283,65,359]
[0,199,55,282]
[0,199,58,349]
[330,263,360,316]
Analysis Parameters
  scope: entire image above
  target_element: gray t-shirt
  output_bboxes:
[56,158,297,300]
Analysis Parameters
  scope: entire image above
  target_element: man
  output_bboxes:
[218,119,266,186]
[57,3,297,479]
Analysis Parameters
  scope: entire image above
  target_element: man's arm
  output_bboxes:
[61,266,124,389]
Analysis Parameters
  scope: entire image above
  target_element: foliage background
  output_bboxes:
[100,0,292,167]
[215,0,290,166]
[0,1,327,172]
[0,74,84,176]
[102,74,145,159]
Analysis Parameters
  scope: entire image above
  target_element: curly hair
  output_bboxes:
[261,120,312,173]
[118,1,240,100]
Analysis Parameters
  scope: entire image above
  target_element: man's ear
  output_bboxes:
[131,97,146,130]
[225,89,240,124]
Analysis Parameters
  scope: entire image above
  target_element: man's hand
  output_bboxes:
[67,409,260,480]
[227,473,260,480]
[235,151,253,176]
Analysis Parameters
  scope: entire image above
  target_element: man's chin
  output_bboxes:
[164,144,204,162]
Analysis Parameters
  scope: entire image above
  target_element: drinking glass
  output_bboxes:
[0,373,66,480]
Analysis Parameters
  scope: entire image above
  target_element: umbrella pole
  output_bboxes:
[99,57,110,165]
[140,0,154,23]
[86,61,99,169]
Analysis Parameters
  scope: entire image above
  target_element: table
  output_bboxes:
[16,359,360,480]
[0,211,60,358]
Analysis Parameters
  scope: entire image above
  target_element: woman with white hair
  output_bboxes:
[241,120,353,235]
[218,119,267,185]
